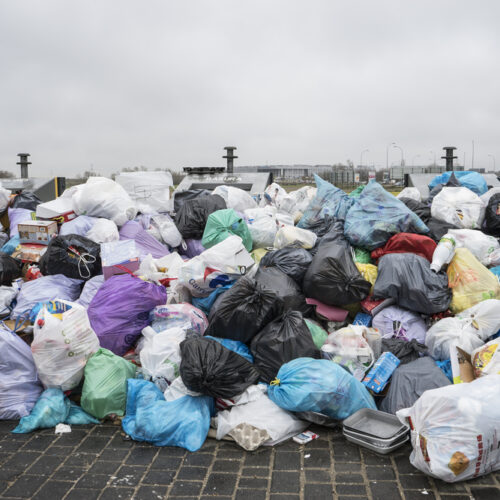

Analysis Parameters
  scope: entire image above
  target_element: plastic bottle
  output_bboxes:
[430,235,456,272]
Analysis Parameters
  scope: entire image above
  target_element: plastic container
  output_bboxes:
[343,429,409,454]
[343,408,408,439]
[430,235,456,272]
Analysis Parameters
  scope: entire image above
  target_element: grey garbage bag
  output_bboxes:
[372,253,452,314]
[379,357,451,414]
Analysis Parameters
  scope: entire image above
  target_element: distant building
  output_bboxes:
[390,165,465,180]
[234,164,333,180]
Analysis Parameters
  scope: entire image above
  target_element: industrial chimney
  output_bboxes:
[223,146,238,174]
[17,153,31,178]
[441,147,457,172]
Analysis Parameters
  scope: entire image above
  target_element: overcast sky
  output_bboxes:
[0,1,499,178]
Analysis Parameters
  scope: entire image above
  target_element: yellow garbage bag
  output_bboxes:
[447,248,500,313]
[356,263,378,294]
[251,248,268,264]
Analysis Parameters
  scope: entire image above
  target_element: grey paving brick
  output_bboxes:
[135,485,169,499]
[32,480,73,500]
[64,488,101,500]
[469,487,500,500]
[212,459,241,472]
[3,474,47,498]
[271,471,300,493]
[305,483,335,497]
[274,451,301,470]
[170,480,204,496]
[142,469,176,485]
[203,472,238,496]
[235,489,267,500]
[100,487,135,499]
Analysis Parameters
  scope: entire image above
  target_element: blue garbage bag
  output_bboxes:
[428,171,488,196]
[12,388,99,433]
[205,336,254,363]
[268,358,376,420]
[1,235,20,256]
[489,266,500,278]
[344,182,429,250]
[122,379,214,452]
[192,284,233,316]
[297,175,355,228]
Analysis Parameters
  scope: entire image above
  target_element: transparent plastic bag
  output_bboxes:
[431,187,484,229]
[273,226,317,250]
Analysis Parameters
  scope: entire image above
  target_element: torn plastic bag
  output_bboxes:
[85,218,119,244]
[175,194,226,240]
[11,275,83,320]
[39,234,102,280]
[370,233,437,263]
[205,275,284,343]
[115,171,173,214]
[303,241,371,307]
[76,275,105,309]
[215,391,307,450]
[150,303,208,335]
[397,375,500,482]
[191,284,233,316]
[274,225,317,250]
[31,301,100,391]
[0,252,23,285]
[139,326,186,390]
[173,189,211,213]
[10,191,42,211]
[0,328,43,419]
[298,174,354,228]
[426,299,500,360]
[87,274,167,356]
[485,193,500,236]
[431,187,484,229]
[254,267,311,316]
[381,338,427,364]
[206,336,254,364]
[250,311,321,383]
[119,220,170,259]
[372,253,451,314]
[81,348,137,419]
[429,170,488,196]
[212,185,257,213]
[179,336,260,399]
[178,235,254,298]
[379,357,451,414]
[372,306,427,344]
[260,247,312,283]
[59,215,97,237]
[122,378,213,452]
[397,187,421,201]
[12,388,98,433]
[268,358,376,420]
[202,208,253,251]
[447,248,500,313]
[344,182,429,250]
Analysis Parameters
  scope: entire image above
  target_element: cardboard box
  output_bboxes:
[35,197,76,223]
[18,220,58,245]
[450,340,500,383]
[11,243,47,263]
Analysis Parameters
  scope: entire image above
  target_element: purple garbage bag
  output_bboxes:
[87,274,167,355]
[181,239,206,258]
[372,305,428,344]
[119,221,170,259]
[8,207,33,237]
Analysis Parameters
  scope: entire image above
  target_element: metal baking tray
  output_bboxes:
[342,408,408,440]
[343,426,408,447]
[343,429,409,454]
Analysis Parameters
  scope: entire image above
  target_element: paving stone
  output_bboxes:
[32,480,73,500]
[124,446,158,465]
[398,473,432,489]
[305,483,335,497]
[176,465,208,480]
[212,459,241,472]
[271,471,300,494]
[27,455,65,474]
[183,453,213,467]
[238,477,268,489]
[203,472,238,496]
[366,465,396,480]
[304,468,332,482]
[242,467,268,478]
[274,451,301,470]
[370,480,403,500]
[110,465,146,487]
[303,449,331,468]
[469,487,500,500]
[99,487,135,499]
[3,474,47,498]
[64,488,101,500]
[75,473,111,489]
[335,472,364,483]
[235,489,267,500]
[169,480,204,496]
[337,483,368,495]
[134,485,169,499]
[142,469,176,485]
[244,449,272,467]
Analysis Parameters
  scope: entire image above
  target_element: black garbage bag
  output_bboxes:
[399,198,431,223]
[179,336,260,399]
[372,253,451,314]
[426,218,460,242]
[173,189,211,214]
[260,247,312,283]
[381,338,428,365]
[174,194,226,239]
[304,215,337,238]
[254,267,312,316]
[39,234,102,281]
[205,275,284,343]
[0,252,23,285]
[10,191,42,211]
[250,310,321,383]
[485,193,500,236]
[303,241,371,307]
[379,357,450,414]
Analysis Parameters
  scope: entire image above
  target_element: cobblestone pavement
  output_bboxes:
[1,421,499,500]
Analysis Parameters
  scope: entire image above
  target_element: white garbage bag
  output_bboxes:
[431,187,484,229]
[0,284,19,316]
[73,177,137,227]
[164,376,201,401]
[247,216,278,248]
[86,218,119,244]
[149,214,183,248]
[480,187,500,205]
[178,235,255,297]
[31,301,100,391]
[397,187,422,201]
[397,375,500,482]
[115,171,173,214]
[274,226,317,250]
[426,299,500,360]
[288,186,317,213]
[212,185,257,213]
[448,229,499,266]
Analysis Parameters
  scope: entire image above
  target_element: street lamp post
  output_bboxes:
[393,144,404,166]
[386,142,396,169]
[488,154,496,172]
[360,149,369,168]
[412,154,421,167]
[430,150,436,166]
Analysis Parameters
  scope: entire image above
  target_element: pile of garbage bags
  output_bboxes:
[1,170,500,483]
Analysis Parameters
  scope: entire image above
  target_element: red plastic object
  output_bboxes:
[370,233,437,263]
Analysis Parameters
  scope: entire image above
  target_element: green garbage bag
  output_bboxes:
[353,247,372,264]
[81,348,136,419]
[305,319,328,349]
[202,208,253,251]
[349,185,365,198]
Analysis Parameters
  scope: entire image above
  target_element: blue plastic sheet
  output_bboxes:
[12,388,99,433]
[344,182,429,250]
[428,171,488,196]
[205,336,254,363]
[122,379,214,452]
[435,359,453,383]
[268,358,376,420]
[192,284,233,316]
[297,175,354,228]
